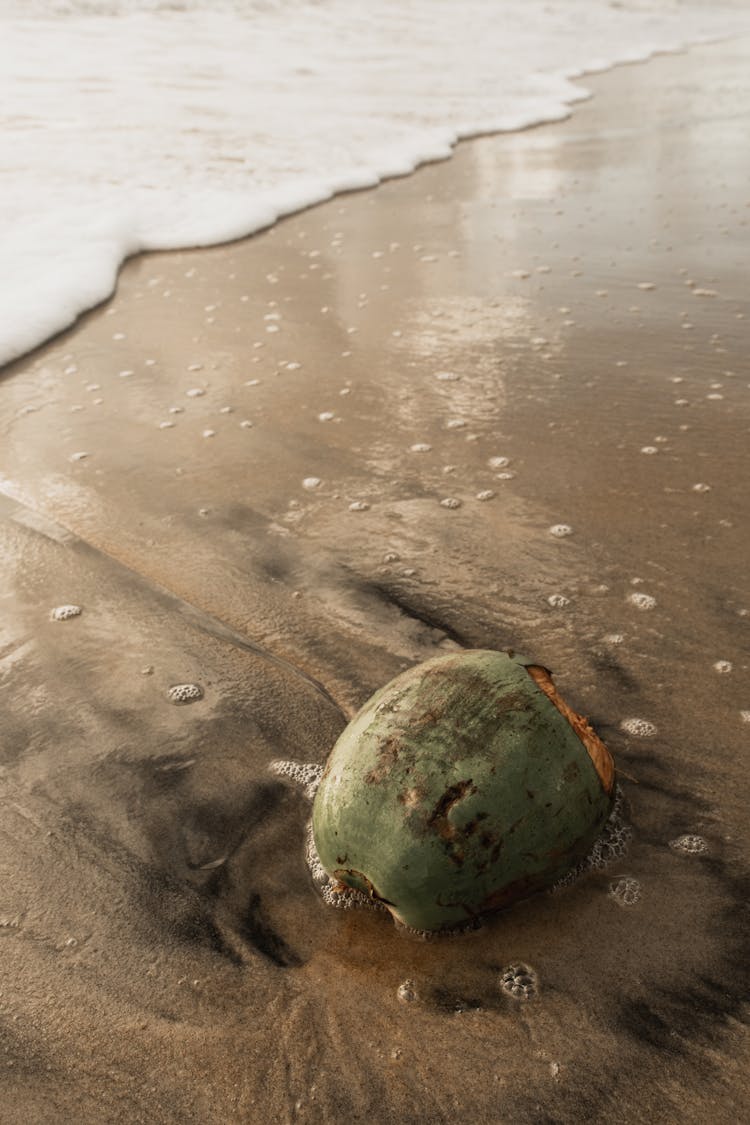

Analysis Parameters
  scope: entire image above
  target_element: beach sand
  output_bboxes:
[1,36,749,1124]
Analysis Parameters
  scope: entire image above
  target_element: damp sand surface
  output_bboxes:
[1,38,749,1124]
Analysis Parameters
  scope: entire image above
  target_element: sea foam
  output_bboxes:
[0,0,746,368]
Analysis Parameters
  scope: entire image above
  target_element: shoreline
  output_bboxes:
[2,19,749,372]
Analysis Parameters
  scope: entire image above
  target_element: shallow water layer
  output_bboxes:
[0,39,749,1124]
[1,0,747,366]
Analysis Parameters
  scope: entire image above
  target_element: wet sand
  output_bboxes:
[1,37,749,1124]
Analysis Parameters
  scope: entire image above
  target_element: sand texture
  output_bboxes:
[1,37,749,1124]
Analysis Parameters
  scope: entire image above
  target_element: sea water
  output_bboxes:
[0,0,747,369]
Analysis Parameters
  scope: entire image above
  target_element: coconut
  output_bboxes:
[312,649,615,932]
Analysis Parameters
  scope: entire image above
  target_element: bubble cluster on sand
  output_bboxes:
[549,523,573,537]
[554,786,632,891]
[397,980,417,1003]
[167,683,203,704]
[488,456,510,469]
[547,594,570,608]
[692,482,711,493]
[603,633,624,644]
[445,418,465,430]
[500,964,537,1000]
[318,411,335,422]
[269,759,324,800]
[713,660,732,674]
[410,443,432,453]
[69,451,90,462]
[627,592,656,610]
[302,477,322,490]
[440,497,462,509]
[51,604,82,621]
[620,717,657,737]
[349,500,370,512]
[669,834,708,855]
[589,793,632,867]
[304,822,386,914]
[609,876,642,907]
[435,370,460,382]
[476,490,495,502]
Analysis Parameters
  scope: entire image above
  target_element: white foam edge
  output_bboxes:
[0,30,736,372]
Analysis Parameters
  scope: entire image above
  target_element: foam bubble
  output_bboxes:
[302,477,322,490]
[713,660,732,674]
[548,523,573,538]
[51,604,82,621]
[397,980,418,1003]
[69,451,90,462]
[440,497,462,509]
[303,821,385,914]
[620,717,657,738]
[692,482,711,493]
[627,592,656,610]
[609,876,641,907]
[669,834,708,854]
[547,594,569,608]
[349,500,370,512]
[554,786,632,891]
[445,419,466,430]
[476,490,495,502]
[500,964,538,1000]
[410,443,432,453]
[435,371,460,382]
[488,456,510,469]
[186,388,205,398]
[269,759,324,800]
[167,683,203,704]
[318,411,335,422]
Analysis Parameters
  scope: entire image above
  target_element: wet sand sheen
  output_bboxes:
[1,38,749,1123]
